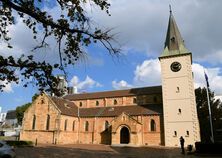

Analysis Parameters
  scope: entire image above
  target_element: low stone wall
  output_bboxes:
[57,131,78,144]
[20,130,54,144]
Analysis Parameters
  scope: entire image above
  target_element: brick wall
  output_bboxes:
[21,93,163,146]
[20,94,60,143]
[142,115,162,145]
[73,94,162,108]
[20,131,54,144]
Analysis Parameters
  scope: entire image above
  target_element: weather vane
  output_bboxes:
[169,4,172,13]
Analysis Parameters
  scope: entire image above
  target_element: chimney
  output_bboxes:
[67,86,78,94]
[73,86,78,94]
[67,87,74,95]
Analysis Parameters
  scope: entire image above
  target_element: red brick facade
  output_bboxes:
[20,86,164,146]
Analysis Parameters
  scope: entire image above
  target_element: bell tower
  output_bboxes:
[159,10,200,146]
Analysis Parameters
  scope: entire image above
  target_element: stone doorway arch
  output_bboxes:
[120,126,130,144]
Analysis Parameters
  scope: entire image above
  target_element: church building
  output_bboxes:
[20,11,200,147]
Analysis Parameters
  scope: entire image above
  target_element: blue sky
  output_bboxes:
[1,0,222,112]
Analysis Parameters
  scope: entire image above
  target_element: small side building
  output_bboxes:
[5,110,18,128]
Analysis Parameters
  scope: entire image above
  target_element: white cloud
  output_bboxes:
[215,95,222,102]
[70,76,79,86]
[197,49,222,65]
[69,75,102,92]
[192,63,222,95]
[115,59,222,95]
[112,80,132,90]
[0,81,13,93]
[92,0,222,64]
[192,63,206,88]
[133,59,161,87]
[0,17,37,57]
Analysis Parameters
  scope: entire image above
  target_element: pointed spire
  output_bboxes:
[169,4,172,14]
[160,7,189,57]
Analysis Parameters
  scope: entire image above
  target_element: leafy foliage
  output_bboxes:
[15,93,39,125]
[0,0,120,95]
[195,87,222,143]
[16,102,31,125]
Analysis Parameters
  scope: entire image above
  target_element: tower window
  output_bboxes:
[41,99,44,104]
[176,87,180,93]
[174,131,177,137]
[171,37,175,42]
[79,102,82,107]
[96,101,99,106]
[186,130,189,136]
[178,108,181,114]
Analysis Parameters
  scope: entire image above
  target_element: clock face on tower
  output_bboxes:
[170,61,182,72]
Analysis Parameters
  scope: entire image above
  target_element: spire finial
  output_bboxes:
[169,5,172,14]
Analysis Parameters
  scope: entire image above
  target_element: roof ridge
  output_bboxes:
[64,86,162,100]
[95,107,106,117]
[64,85,162,96]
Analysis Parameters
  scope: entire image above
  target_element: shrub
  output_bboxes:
[5,140,33,147]
[195,142,222,154]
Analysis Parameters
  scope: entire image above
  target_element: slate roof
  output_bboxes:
[160,11,190,57]
[50,97,162,117]
[51,97,78,117]
[49,86,163,117]
[6,110,17,119]
[64,86,162,100]
[79,104,163,117]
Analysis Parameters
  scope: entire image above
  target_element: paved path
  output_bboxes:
[15,144,215,158]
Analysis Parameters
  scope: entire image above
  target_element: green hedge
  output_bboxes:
[5,140,33,147]
[195,142,222,154]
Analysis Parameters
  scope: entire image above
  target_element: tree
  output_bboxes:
[195,87,222,143]
[16,93,39,125]
[16,102,31,125]
[31,93,39,102]
[0,0,120,96]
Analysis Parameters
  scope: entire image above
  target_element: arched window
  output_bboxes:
[105,121,109,130]
[133,98,137,104]
[79,102,82,107]
[150,119,156,132]
[96,101,99,106]
[64,119,68,131]
[114,99,117,105]
[176,87,180,93]
[178,108,182,114]
[186,130,189,136]
[174,131,177,137]
[85,121,89,131]
[46,115,50,130]
[72,121,75,131]
[32,115,36,130]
